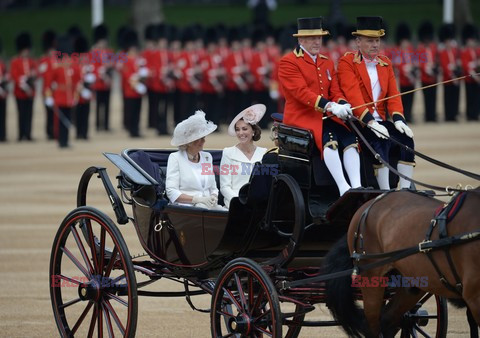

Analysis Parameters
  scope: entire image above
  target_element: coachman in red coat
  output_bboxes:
[337,16,415,190]
[278,17,361,196]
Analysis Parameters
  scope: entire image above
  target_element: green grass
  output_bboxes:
[0,2,478,58]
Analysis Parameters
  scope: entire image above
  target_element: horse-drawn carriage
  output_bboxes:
[49,123,462,337]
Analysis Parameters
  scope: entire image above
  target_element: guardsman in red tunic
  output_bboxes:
[250,27,273,129]
[45,35,82,148]
[438,23,461,121]
[11,32,36,141]
[337,17,415,190]
[74,35,95,140]
[417,21,438,122]
[91,24,113,131]
[460,24,480,121]
[200,27,225,127]
[278,17,361,196]
[0,39,8,142]
[120,29,148,138]
[224,27,249,124]
[142,24,160,130]
[392,23,416,123]
[38,30,57,140]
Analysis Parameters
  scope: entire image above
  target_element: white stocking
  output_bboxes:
[397,163,414,189]
[343,147,362,188]
[323,147,351,196]
[376,166,390,190]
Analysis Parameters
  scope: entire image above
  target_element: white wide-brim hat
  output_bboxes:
[171,110,217,146]
[227,104,266,137]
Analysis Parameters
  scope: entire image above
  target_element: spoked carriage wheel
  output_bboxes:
[50,206,138,337]
[398,293,448,338]
[211,258,282,337]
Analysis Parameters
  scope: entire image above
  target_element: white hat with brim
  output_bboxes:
[227,104,266,137]
[171,110,217,146]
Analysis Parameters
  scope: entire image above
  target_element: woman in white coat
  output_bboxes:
[166,110,224,210]
[220,104,267,208]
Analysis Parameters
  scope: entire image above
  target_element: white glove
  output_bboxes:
[394,120,414,138]
[192,195,215,209]
[369,121,389,139]
[45,96,54,107]
[80,88,92,100]
[83,73,96,84]
[138,67,149,79]
[343,103,353,116]
[327,102,349,120]
[135,82,147,95]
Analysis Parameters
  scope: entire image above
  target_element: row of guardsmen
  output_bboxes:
[0,21,478,145]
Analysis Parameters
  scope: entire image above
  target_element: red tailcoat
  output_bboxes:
[38,52,56,96]
[250,49,270,92]
[121,55,145,99]
[337,51,404,124]
[278,46,348,151]
[10,56,36,99]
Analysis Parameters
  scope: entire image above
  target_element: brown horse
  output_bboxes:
[324,188,480,337]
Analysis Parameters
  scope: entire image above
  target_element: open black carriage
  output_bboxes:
[49,123,448,337]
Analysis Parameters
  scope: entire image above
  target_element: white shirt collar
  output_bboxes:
[300,45,317,62]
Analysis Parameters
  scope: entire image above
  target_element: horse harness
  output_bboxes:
[351,190,480,296]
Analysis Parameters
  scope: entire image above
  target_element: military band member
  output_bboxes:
[0,38,8,142]
[91,24,113,131]
[460,24,480,121]
[120,29,147,138]
[337,16,415,190]
[417,21,438,122]
[38,30,57,140]
[74,35,95,140]
[393,22,416,123]
[44,35,82,148]
[438,23,461,122]
[278,17,361,196]
[11,32,36,141]
[142,24,160,129]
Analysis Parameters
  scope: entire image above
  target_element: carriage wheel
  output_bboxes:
[398,293,448,338]
[283,304,305,338]
[50,206,138,337]
[211,258,282,337]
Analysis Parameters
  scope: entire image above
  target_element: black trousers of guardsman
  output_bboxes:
[124,97,142,137]
[76,102,90,140]
[443,83,460,121]
[400,85,414,123]
[0,99,6,141]
[16,98,34,141]
[56,106,72,148]
[465,82,480,121]
[95,89,111,131]
[422,84,437,122]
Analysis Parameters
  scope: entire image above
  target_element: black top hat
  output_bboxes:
[462,24,479,44]
[418,21,434,43]
[438,23,455,42]
[16,32,32,52]
[42,30,57,52]
[352,16,385,37]
[395,22,411,44]
[93,24,108,43]
[293,17,329,37]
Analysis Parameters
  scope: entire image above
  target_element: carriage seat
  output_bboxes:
[125,149,226,208]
